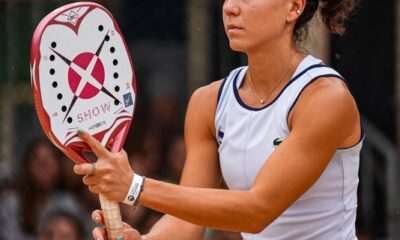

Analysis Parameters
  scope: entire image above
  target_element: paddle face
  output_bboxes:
[31,2,136,163]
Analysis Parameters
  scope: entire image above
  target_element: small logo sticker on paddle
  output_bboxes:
[123,93,133,107]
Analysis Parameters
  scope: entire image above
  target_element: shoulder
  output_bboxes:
[298,76,357,110]
[290,76,360,145]
[189,65,246,105]
[0,190,20,217]
[0,189,18,205]
[187,80,223,118]
[189,80,223,105]
[46,191,83,215]
[185,80,223,137]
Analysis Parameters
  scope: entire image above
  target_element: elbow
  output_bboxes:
[242,195,277,234]
[244,216,272,234]
[240,207,274,234]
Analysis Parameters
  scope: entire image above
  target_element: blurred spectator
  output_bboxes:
[0,139,85,240]
[59,155,100,210]
[165,134,186,183]
[59,154,99,238]
[128,130,164,178]
[37,211,85,240]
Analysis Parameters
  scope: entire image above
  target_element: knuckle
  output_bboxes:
[103,174,113,183]
[89,185,99,194]
[110,153,119,161]
[98,184,106,193]
[82,176,91,186]
[102,163,113,174]
[82,176,89,185]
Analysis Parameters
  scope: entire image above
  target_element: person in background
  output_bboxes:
[37,211,85,240]
[0,139,84,240]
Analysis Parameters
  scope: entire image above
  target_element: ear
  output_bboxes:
[286,0,306,23]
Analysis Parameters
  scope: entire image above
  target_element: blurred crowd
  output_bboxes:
[0,119,242,240]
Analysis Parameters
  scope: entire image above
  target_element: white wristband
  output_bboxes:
[123,174,144,205]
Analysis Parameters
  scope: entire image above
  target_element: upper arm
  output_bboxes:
[148,81,223,239]
[251,77,361,224]
[180,81,223,188]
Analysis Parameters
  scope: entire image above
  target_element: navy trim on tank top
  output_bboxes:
[285,73,365,148]
[233,64,326,111]
[217,77,228,104]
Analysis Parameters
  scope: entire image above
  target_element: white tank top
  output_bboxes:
[215,55,362,240]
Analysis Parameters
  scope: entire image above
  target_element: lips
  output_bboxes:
[227,24,243,31]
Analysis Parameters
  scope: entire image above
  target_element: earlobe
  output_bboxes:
[286,12,300,23]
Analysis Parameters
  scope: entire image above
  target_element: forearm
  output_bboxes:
[143,215,204,240]
[139,178,271,233]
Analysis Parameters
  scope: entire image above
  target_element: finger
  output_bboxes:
[73,163,94,176]
[92,210,105,225]
[78,129,110,157]
[88,184,102,194]
[122,227,142,240]
[83,174,101,185]
[92,226,106,240]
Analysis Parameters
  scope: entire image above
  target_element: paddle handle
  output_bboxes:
[99,128,128,239]
[99,194,123,239]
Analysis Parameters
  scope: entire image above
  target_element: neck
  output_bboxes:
[246,40,302,97]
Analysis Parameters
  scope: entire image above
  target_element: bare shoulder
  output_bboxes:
[189,80,223,106]
[290,76,361,147]
[185,80,224,137]
[298,76,356,105]
[187,80,224,120]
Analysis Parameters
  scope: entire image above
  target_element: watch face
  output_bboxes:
[31,2,136,163]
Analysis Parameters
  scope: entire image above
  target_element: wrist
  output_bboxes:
[122,173,145,205]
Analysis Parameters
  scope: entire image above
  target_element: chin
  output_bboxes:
[228,40,247,53]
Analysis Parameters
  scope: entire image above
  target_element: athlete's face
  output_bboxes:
[222,0,300,52]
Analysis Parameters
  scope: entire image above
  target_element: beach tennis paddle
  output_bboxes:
[30,2,136,238]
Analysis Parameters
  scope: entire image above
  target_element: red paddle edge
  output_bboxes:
[30,2,137,164]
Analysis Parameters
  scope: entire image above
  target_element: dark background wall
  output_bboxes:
[331,0,395,141]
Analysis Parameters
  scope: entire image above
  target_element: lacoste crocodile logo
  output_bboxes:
[273,138,283,146]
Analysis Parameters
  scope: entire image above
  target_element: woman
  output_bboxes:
[74,0,361,239]
[37,211,86,240]
[0,139,84,240]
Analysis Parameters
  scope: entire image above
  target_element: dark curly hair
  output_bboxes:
[294,0,359,41]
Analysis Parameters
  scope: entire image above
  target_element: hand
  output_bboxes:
[73,130,134,202]
[92,210,142,240]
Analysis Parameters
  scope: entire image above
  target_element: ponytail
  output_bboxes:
[294,0,359,42]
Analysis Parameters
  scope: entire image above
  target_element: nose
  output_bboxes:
[223,0,240,17]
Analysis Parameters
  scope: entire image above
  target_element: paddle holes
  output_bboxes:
[113,73,119,79]
[67,117,73,124]
[99,25,104,32]
[51,42,57,48]
[50,69,55,75]
[57,93,62,100]
[52,81,57,88]
[114,100,119,106]
[115,86,120,92]
[50,55,55,61]
[110,47,115,53]
[62,106,67,112]
[113,59,118,66]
